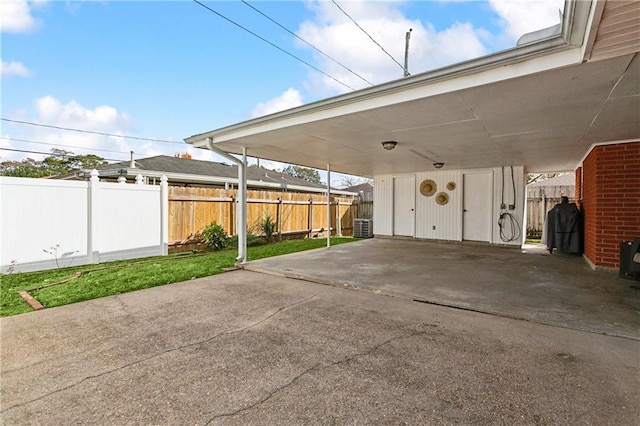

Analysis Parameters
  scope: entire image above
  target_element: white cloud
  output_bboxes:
[297,0,489,96]
[0,60,33,78]
[2,96,131,162]
[0,0,43,33]
[296,0,565,96]
[251,88,303,118]
[35,96,131,130]
[488,0,565,42]
[1,96,236,165]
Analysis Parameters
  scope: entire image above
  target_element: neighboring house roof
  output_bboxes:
[527,174,575,198]
[185,0,639,176]
[345,182,374,201]
[57,155,356,196]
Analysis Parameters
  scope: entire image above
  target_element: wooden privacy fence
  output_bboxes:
[358,200,373,219]
[526,196,574,239]
[169,186,358,251]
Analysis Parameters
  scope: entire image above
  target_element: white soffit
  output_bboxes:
[186,1,639,175]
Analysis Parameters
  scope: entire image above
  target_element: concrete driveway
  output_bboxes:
[1,270,638,425]
[245,238,640,340]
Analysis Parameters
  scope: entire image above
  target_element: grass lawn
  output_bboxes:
[1,237,358,317]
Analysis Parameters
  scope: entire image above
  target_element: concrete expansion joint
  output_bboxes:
[243,265,404,301]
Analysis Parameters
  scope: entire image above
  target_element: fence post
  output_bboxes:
[308,198,313,238]
[160,175,169,255]
[87,169,100,264]
[231,195,236,236]
[277,196,283,241]
[336,199,342,237]
[189,196,196,240]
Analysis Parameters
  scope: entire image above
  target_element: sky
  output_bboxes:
[1,0,564,184]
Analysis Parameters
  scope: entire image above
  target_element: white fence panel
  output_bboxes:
[98,183,162,261]
[0,177,90,271]
[0,172,168,273]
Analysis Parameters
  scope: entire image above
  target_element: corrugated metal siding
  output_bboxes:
[591,1,640,61]
[415,170,463,241]
[373,175,393,235]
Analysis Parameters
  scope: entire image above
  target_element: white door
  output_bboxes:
[463,172,492,242]
[393,177,415,237]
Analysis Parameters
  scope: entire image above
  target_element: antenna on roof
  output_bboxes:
[404,28,412,77]
[130,151,136,168]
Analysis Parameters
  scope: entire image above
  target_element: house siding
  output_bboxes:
[373,175,394,236]
[491,166,525,246]
[590,0,640,62]
[580,141,640,268]
[374,166,524,246]
[415,170,463,241]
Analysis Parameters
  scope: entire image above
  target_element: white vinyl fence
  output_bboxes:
[0,171,169,273]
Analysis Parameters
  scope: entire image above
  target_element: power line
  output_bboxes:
[331,0,407,75]
[0,136,129,155]
[240,0,373,87]
[0,147,125,163]
[0,118,184,145]
[192,0,356,91]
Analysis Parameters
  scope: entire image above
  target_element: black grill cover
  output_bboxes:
[545,197,583,254]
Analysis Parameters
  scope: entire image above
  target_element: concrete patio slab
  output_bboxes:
[1,270,638,424]
[244,238,640,340]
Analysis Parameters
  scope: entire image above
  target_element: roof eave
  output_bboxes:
[184,0,592,149]
[85,168,357,196]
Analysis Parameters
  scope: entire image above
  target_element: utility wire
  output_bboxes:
[0,136,129,155]
[331,0,407,74]
[0,147,125,163]
[192,0,356,91]
[0,118,184,145]
[240,0,373,87]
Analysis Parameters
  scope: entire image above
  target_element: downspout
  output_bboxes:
[327,164,331,248]
[206,138,247,264]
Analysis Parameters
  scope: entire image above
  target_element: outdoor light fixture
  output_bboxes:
[433,162,444,169]
[381,141,398,150]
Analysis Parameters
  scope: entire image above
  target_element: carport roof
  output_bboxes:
[185,0,640,176]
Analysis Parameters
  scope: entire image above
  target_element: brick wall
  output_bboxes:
[574,166,582,208]
[580,142,640,268]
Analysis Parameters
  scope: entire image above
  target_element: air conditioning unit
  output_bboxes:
[354,219,373,238]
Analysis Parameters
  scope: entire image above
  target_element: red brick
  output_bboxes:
[581,142,640,268]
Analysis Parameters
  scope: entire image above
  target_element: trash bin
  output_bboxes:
[619,239,640,281]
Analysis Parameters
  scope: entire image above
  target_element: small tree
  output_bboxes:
[527,173,559,184]
[338,175,371,189]
[1,149,107,177]
[281,165,322,184]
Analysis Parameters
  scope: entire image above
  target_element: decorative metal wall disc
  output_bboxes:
[435,192,449,205]
[420,179,437,197]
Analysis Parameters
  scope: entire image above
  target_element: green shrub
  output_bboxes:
[261,213,277,242]
[201,222,229,251]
